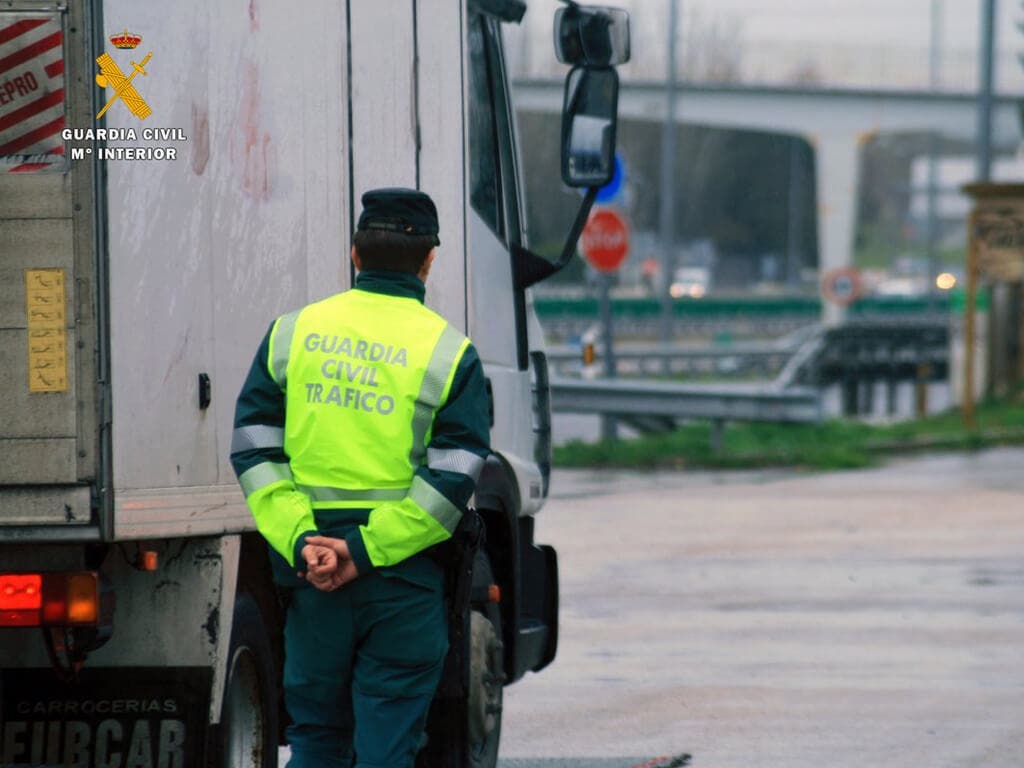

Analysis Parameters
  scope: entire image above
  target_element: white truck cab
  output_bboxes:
[0,1,628,765]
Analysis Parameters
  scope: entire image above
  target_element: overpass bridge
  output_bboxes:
[512,80,1022,322]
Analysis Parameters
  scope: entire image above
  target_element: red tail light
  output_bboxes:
[0,574,42,627]
[0,572,99,627]
[0,574,42,609]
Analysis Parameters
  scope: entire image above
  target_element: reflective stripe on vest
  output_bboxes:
[276,288,469,507]
[268,309,301,389]
[231,425,285,454]
[296,485,409,503]
[238,461,293,497]
[409,324,467,468]
[407,475,461,532]
[426,447,485,481]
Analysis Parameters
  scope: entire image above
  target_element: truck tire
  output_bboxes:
[209,593,279,768]
[467,552,503,768]
[419,551,503,768]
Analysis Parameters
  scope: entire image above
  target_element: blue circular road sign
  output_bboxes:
[595,154,625,204]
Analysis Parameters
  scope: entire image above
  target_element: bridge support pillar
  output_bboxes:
[814,133,862,326]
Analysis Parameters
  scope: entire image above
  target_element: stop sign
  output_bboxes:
[581,209,629,272]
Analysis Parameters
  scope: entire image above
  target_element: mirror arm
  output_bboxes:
[514,186,599,290]
[469,0,527,23]
[557,184,600,270]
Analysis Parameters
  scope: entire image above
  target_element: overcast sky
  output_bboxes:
[512,0,1024,91]
[687,0,983,46]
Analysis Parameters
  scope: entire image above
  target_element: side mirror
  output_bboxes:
[512,4,629,293]
[554,5,630,67]
[561,66,619,188]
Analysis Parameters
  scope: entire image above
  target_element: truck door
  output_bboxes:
[466,12,526,366]
[466,10,544,511]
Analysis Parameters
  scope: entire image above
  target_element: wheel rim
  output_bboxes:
[224,646,266,768]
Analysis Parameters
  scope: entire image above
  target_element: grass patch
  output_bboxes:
[553,396,1024,471]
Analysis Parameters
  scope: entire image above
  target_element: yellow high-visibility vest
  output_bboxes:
[268,288,469,511]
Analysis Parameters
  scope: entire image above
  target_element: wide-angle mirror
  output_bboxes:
[561,65,619,187]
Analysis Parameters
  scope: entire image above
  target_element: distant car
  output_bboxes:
[873,276,928,297]
[670,267,710,299]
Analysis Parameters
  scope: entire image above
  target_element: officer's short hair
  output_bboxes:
[353,230,435,274]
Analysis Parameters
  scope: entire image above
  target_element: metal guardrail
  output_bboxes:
[534,294,952,319]
[546,319,949,447]
[774,326,826,388]
[549,376,822,451]
[546,341,799,363]
[550,377,822,424]
[546,338,806,378]
[774,320,950,416]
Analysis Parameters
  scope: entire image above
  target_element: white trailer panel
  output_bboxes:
[103,0,350,531]
[349,4,418,196]
[417,2,470,330]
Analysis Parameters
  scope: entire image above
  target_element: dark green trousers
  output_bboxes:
[283,552,448,768]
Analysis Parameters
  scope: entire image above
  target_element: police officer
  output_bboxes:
[230,188,491,768]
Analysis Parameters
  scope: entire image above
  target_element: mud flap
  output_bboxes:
[537,543,559,671]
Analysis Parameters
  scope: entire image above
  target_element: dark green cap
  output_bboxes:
[357,188,440,245]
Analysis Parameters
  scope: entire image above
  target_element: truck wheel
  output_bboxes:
[210,593,279,768]
[467,554,503,768]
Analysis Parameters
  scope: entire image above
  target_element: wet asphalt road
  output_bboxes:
[497,449,1024,768]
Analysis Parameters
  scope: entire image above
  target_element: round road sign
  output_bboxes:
[595,154,625,204]
[581,209,629,272]
[821,267,863,306]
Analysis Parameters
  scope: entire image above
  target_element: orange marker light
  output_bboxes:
[487,584,501,603]
[66,572,98,624]
[140,550,158,571]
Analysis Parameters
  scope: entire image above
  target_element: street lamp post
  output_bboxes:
[977,0,996,183]
[659,0,680,361]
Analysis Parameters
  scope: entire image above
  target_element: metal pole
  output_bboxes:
[786,138,801,289]
[925,0,942,309]
[659,0,680,353]
[929,0,943,88]
[976,0,996,182]
[926,136,939,304]
[598,272,618,441]
[964,212,978,428]
[976,0,997,399]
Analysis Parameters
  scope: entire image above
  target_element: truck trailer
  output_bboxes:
[0,1,628,765]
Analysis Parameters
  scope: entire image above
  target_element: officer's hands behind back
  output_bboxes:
[302,536,360,591]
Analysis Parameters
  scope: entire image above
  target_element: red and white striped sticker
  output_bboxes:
[0,14,65,173]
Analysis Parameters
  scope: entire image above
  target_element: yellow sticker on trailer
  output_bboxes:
[25,268,68,393]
